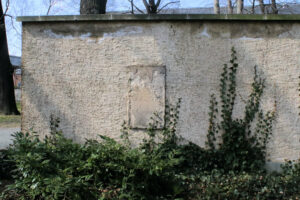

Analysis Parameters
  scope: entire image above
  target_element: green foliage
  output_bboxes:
[206,47,276,172]
[1,113,190,200]
[0,150,15,180]
[195,170,300,200]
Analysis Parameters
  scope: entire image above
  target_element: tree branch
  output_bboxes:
[158,1,179,13]
[129,0,134,14]
[271,0,278,14]
[47,0,53,15]
[258,0,265,14]
[156,0,162,8]
[128,0,145,14]
[142,0,151,13]
[7,15,21,36]
[149,0,155,7]
[47,0,58,15]
[0,0,10,22]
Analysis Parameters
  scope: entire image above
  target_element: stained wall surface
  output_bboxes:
[21,17,300,166]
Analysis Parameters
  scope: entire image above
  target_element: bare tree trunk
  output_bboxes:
[214,0,220,14]
[237,0,244,14]
[129,0,134,14]
[80,0,107,14]
[227,0,233,14]
[142,0,161,14]
[258,0,265,14]
[0,1,19,115]
[251,0,255,14]
[271,0,278,14]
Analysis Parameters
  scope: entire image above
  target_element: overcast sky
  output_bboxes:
[2,0,299,56]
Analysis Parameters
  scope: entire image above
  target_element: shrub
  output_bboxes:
[195,170,300,200]
[1,115,189,200]
[0,149,15,180]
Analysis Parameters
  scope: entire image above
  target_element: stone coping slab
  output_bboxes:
[17,14,300,22]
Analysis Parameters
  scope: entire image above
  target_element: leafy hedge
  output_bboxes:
[195,170,300,200]
[1,130,189,200]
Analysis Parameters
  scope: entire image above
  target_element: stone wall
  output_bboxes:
[19,15,300,167]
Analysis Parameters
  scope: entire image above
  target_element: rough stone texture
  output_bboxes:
[21,20,300,164]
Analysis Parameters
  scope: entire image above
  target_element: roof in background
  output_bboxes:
[10,56,21,67]
[160,4,300,14]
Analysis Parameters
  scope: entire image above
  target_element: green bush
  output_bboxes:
[194,170,300,200]
[0,149,15,180]
[1,116,190,200]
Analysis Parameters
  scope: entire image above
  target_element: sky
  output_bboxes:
[1,0,299,56]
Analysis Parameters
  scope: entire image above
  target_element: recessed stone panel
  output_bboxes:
[128,66,165,129]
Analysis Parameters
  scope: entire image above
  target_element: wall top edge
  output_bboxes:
[16,14,300,22]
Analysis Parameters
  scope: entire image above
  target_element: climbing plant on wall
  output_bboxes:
[206,47,276,172]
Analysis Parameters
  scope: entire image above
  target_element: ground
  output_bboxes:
[0,127,19,149]
[0,101,21,149]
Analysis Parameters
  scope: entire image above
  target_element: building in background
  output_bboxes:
[10,55,21,89]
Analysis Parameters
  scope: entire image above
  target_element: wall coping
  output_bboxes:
[16,14,300,22]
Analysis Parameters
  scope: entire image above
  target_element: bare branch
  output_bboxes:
[47,0,59,15]
[155,0,162,8]
[129,0,134,14]
[0,0,10,21]
[47,0,53,15]
[47,5,53,15]
[4,13,13,18]
[258,0,265,14]
[134,6,145,13]
[149,0,155,7]
[143,0,168,14]
[127,0,145,14]
[157,1,179,13]
[271,0,278,14]
[7,15,21,36]
[142,0,151,13]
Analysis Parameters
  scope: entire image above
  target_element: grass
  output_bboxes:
[0,102,21,128]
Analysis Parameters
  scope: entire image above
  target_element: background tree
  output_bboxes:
[0,0,19,115]
[258,0,278,14]
[139,0,179,14]
[46,0,59,15]
[226,0,280,14]
[80,0,107,14]
[237,0,244,13]
[227,0,233,14]
[258,0,266,13]
[142,0,160,13]
[271,0,278,14]
[214,0,220,14]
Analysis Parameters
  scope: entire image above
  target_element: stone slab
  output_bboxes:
[128,66,165,129]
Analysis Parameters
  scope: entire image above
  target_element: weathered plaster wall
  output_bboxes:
[21,19,300,165]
